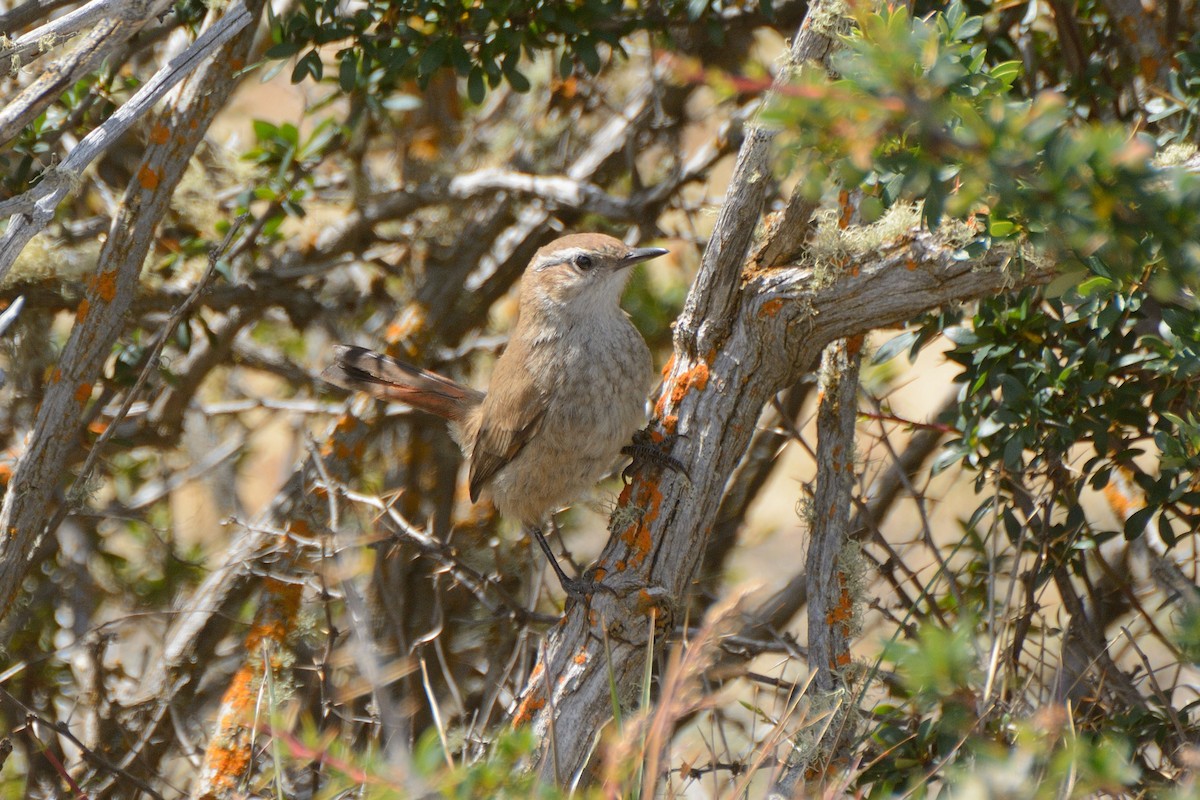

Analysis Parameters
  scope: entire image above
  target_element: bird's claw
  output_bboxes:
[621,429,689,483]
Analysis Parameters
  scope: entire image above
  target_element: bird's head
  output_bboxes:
[519,233,668,316]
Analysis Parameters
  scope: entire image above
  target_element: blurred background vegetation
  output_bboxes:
[0,0,1198,796]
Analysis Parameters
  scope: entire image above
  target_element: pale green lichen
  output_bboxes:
[1156,142,1197,168]
[608,501,646,535]
[795,495,815,528]
[837,539,867,640]
[779,0,851,76]
[3,233,100,289]
[803,202,923,288]
[785,687,853,776]
[805,0,853,42]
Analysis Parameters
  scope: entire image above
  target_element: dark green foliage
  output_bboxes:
[935,282,1200,546]
[263,0,731,106]
[767,2,1200,290]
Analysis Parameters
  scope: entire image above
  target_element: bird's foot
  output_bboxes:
[621,428,689,483]
[558,571,618,603]
[528,525,614,603]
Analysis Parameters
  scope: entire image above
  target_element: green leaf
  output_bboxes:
[173,321,191,352]
[338,52,357,92]
[299,119,339,161]
[264,41,301,60]
[1124,506,1155,539]
[989,60,1022,86]
[505,67,531,93]
[252,119,277,141]
[291,50,323,83]
[418,37,448,78]
[1002,436,1024,469]
[874,331,918,364]
[576,37,601,74]
[468,67,486,104]
[1077,276,1114,296]
[988,218,1016,237]
[954,15,983,40]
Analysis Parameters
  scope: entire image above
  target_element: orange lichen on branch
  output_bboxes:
[826,572,856,672]
[512,667,547,728]
[512,692,545,726]
[137,165,160,190]
[196,667,255,793]
[89,270,118,302]
[826,584,854,625]
[74,383,92,405]
[195,573,304,795]
[619,482,663,569]
[635,589,660,617]
[243,579,303,651]
[675,362,709,398]
[75,298,89,323]
[149,124,170,145]
[758,298,785,319]
[838,189,853,229]
[846,334,865,358]
[656,360,711,418]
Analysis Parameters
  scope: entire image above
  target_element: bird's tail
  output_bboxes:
[323,345,484,421]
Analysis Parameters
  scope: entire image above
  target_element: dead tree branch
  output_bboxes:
[0,0,261,622]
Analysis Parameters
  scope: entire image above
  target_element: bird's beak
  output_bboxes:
[620,247,669,268]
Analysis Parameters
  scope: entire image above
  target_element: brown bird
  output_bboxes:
[324,233,669,595]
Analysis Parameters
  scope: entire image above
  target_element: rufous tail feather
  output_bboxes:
[323,345,484,421]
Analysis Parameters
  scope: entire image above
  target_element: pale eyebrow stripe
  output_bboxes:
[533,248,587,271]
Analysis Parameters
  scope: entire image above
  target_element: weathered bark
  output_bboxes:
[769,336,863,796]
[806,337,862,698]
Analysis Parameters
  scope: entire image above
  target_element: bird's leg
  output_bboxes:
[528,525,610,601]
[547,517,582,574]
[621,428,689,484]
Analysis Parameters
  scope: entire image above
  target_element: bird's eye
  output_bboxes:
[574,254,594,271]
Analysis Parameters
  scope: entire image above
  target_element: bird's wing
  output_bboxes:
[468,352,549,503]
